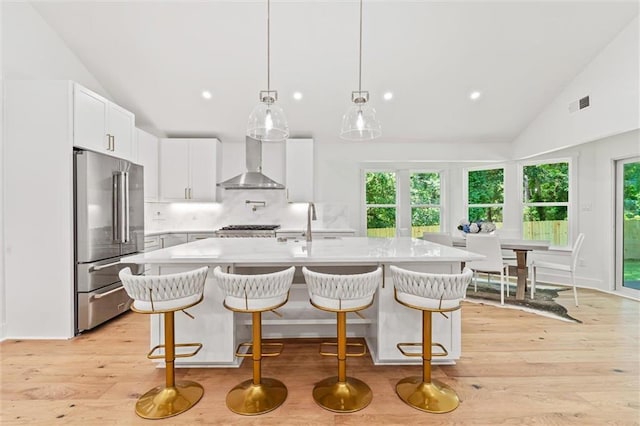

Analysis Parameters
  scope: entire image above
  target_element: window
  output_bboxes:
[365,171,397,237]
[521,160,570,247]
[466,167,504,226]
[364,169,443,237]
[411,172,441,236]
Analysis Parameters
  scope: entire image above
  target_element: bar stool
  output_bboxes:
[390,266,473,413]
[301,266,382,413]
[213,266,295,415]
[118,266,208,420]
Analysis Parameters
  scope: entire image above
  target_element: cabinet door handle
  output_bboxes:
[106,133,112,151]
[189,188,192,199]
[185,188,188,199]
[160,237,165,248]
[111,135,116,151]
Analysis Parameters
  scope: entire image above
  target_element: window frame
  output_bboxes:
[463,164,506,227]
[362,169,398,237]
[517,157,576,249]
[362,167,446,237]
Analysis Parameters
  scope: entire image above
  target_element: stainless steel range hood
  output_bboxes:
[217,136,285,190]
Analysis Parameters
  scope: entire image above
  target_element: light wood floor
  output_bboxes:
[1,289,638,425]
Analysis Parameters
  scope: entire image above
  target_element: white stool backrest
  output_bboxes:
[422,232,453,246]
[119,266,208,312]
[214,266,295,300]
[465,234,504,271]
[391,266,473,301]
[302,267,382,302]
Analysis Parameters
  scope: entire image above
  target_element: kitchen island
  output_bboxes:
[122,237,483,367]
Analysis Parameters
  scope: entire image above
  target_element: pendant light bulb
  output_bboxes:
[265,109,274,131]
[340,0,381,141]
[356,110,364,131]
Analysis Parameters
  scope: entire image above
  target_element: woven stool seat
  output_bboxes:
[303,267,380,312]
[120,266,208,313]
[118,266,209,420]
[391,265,470,311]
[214,266,295,311]
[391,266,473,414]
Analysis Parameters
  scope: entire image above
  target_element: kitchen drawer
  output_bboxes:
[187,232,215,242]
[144,235,161,252]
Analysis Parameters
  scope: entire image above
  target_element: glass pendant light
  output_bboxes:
[247,0,289,142]
[340,0,381,140]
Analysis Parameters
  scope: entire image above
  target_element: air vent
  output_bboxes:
[579,96,590,110]
[568,95,591,113]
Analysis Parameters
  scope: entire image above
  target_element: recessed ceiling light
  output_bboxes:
[469,91,482,101]
[383,92,393,101]
[201,90,212,100]
[293,92,303,100]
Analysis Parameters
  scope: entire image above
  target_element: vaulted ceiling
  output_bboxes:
[32,1,638,145]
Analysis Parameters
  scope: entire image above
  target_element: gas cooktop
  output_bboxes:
[218,225,281,231]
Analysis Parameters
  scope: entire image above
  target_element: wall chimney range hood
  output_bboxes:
[217,136,285,190]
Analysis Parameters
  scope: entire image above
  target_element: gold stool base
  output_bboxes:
[135,380,204,419]
[396,376,460,413]
[226,378,288,415]
[313,376,373,413]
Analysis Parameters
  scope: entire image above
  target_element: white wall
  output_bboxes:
[526,130,639,291]
[512,16,639,159]
[2,2,108,97]
[0,2,6,339]
[1,3,107,340]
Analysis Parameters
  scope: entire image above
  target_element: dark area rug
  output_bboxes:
[465,280,582,323]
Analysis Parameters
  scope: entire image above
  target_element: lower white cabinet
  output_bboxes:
[159,233,188,248]
[187,233,215,242]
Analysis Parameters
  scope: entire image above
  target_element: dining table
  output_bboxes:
[451,237,550,300]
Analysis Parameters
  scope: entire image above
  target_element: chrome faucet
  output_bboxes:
[306,202,317,242]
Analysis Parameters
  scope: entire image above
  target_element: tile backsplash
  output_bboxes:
[145,189,351,232]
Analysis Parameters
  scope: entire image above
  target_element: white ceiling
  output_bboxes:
[32,1,638,145]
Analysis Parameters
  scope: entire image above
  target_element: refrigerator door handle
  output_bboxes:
[113,171,128,243]
[112,172,120,242]
[123,171,130,243]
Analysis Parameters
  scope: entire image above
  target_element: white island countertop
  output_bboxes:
[123,236,484,265]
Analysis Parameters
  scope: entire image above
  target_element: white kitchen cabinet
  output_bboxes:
[276,230,356,241]
[136,128,159,201]
[261,140,285,185]
[285,138,314,202]
[159,138,221,201]
[187,233,215,242]
[159,233,188,248]
[73,84,135,161]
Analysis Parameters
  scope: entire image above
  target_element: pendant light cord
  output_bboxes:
[267,0,271,93]
[358,0,363,94]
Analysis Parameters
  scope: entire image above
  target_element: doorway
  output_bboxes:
[616,157,640,294]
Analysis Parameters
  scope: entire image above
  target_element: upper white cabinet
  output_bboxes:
[73,84,135,161]
[261,140,285,185]
[136,128,159,201]
[159,138,221,201]
[285,138,314,202]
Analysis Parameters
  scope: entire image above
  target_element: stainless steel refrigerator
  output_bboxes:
[74,149,145,334]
